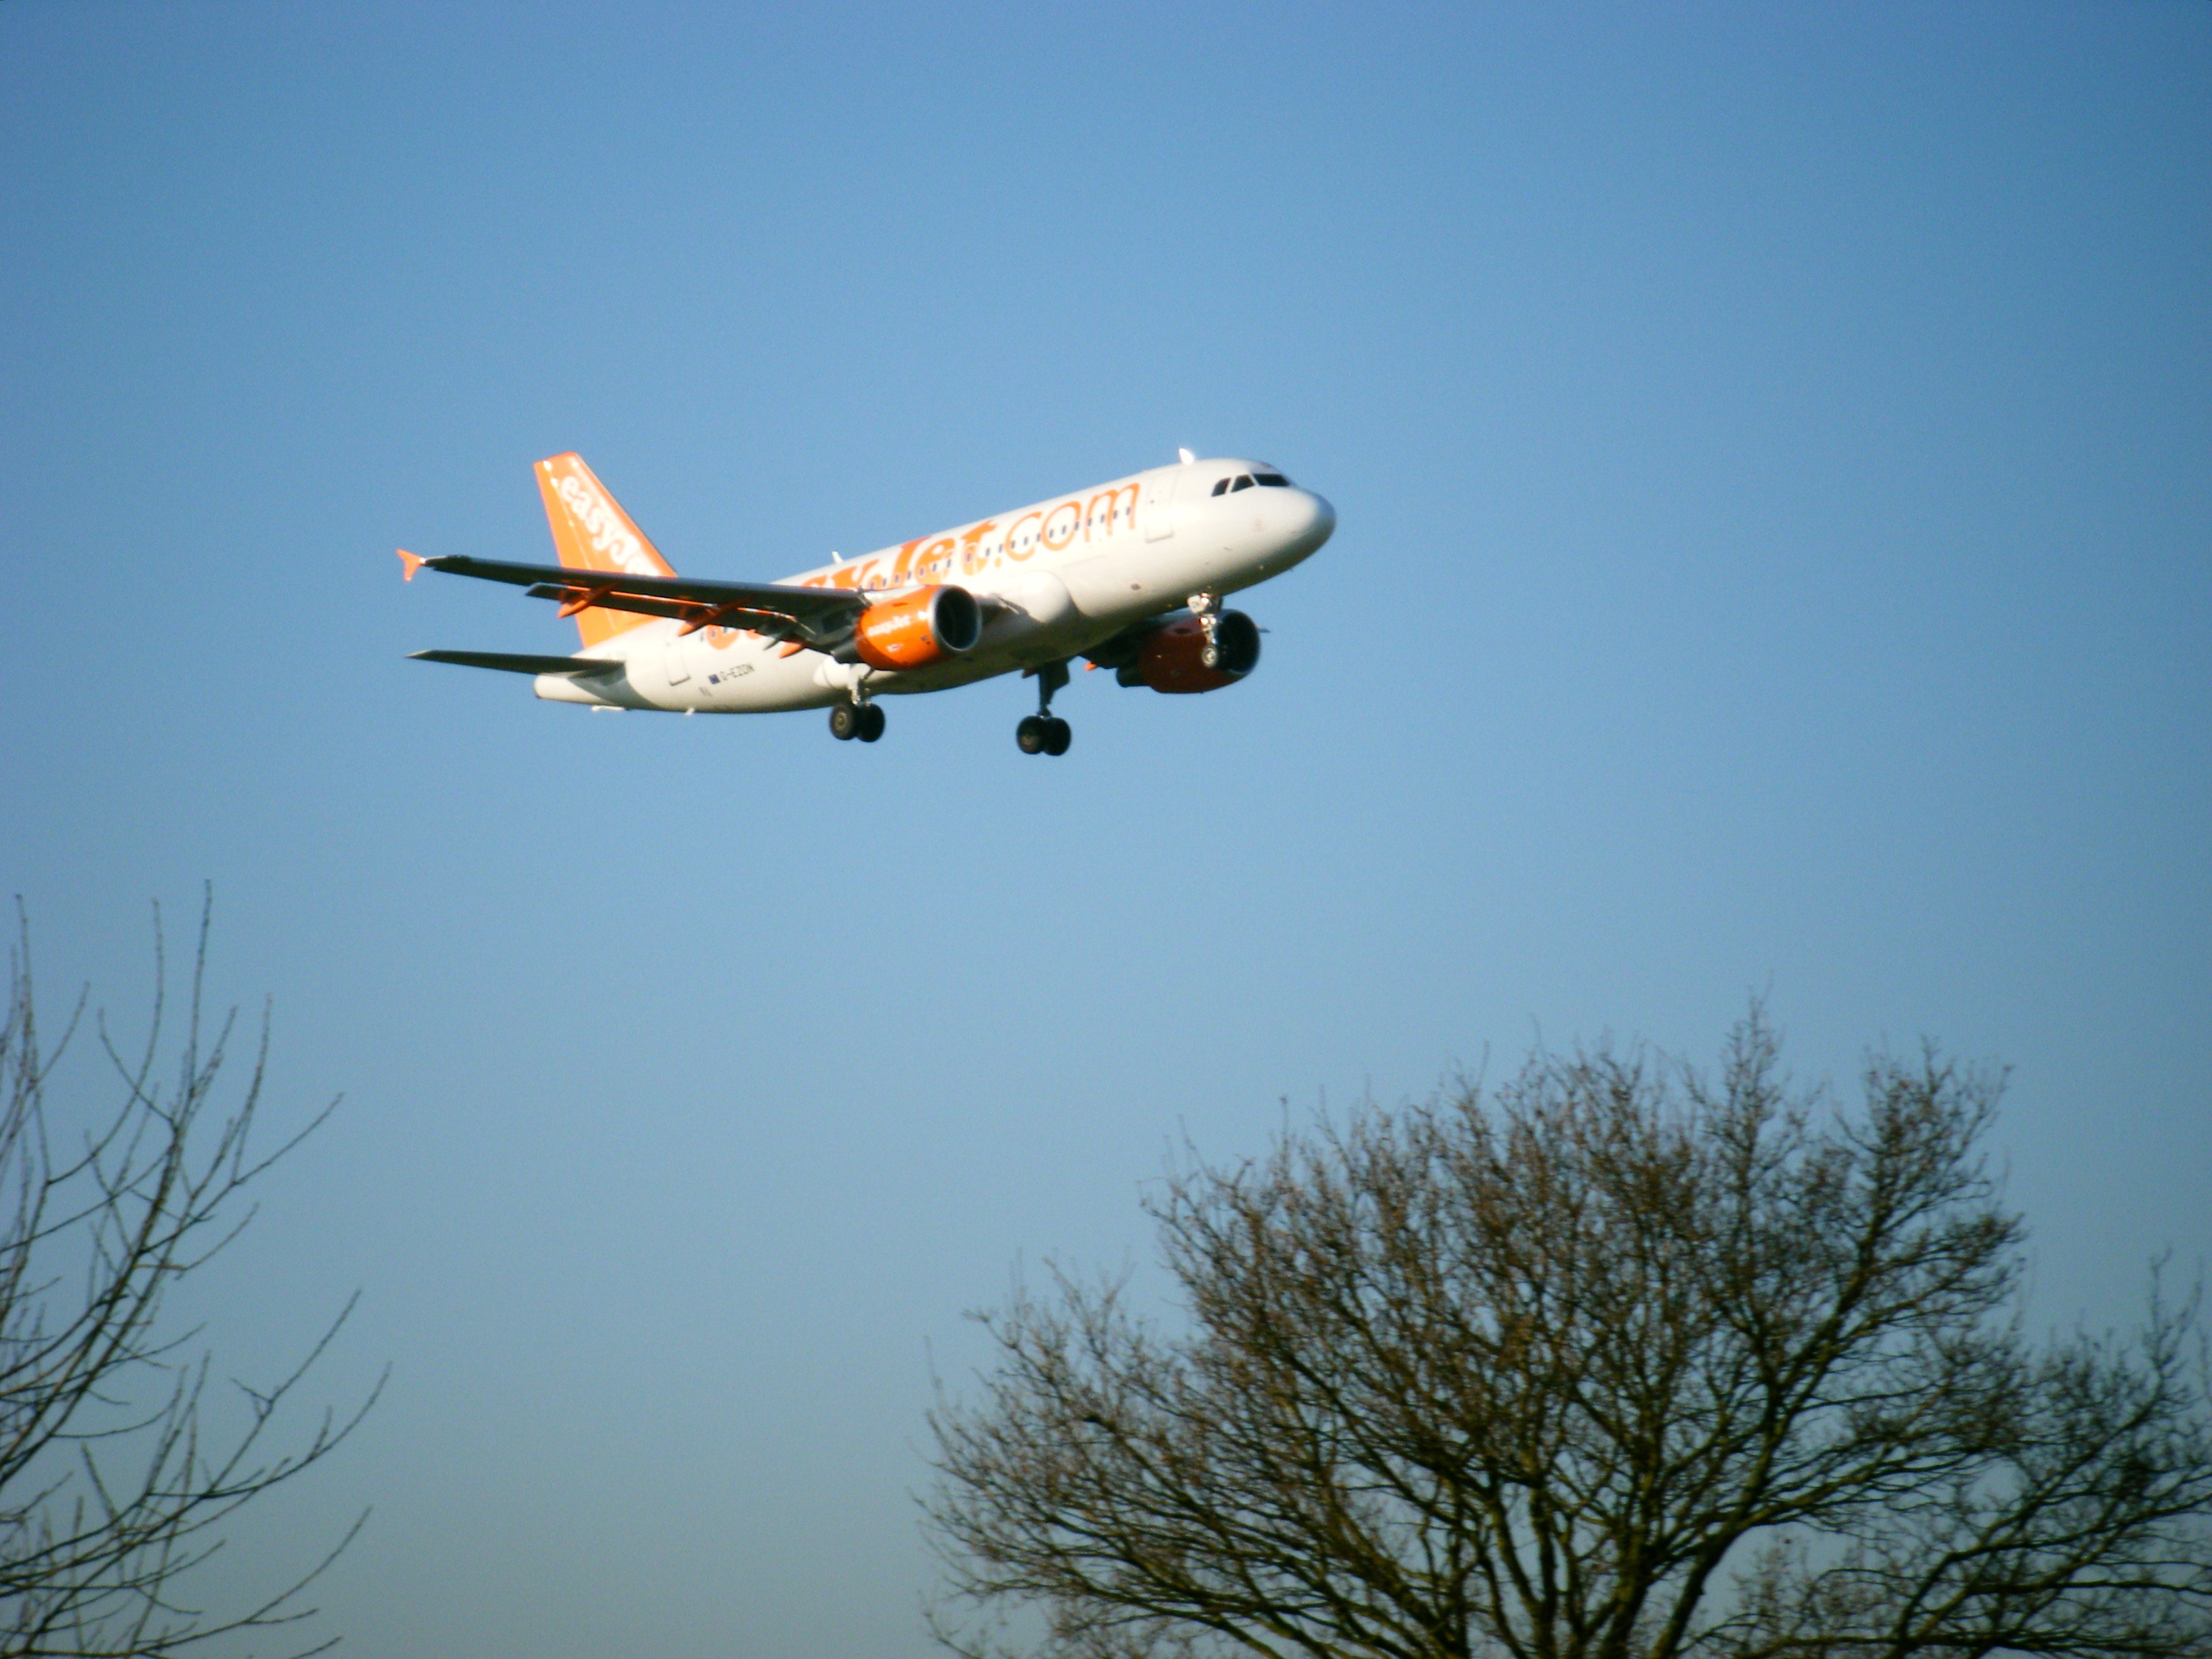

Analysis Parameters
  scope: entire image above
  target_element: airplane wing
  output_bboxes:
[409,649,628,676]
[409,554,865,644]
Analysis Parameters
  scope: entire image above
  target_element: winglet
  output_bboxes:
[396,548,428,581]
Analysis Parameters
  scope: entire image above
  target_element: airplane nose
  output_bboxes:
[1306,490,1336,544]
[1287,489,1336,556]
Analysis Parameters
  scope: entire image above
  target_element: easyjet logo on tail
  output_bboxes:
[536,455,674,579]
[553,472,659,577]
[533,454,674,647]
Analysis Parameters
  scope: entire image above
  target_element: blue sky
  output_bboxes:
[3,3,2207,1653]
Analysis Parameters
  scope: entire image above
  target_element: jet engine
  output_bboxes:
[1112,610,1262,694]
[848,585,983,670]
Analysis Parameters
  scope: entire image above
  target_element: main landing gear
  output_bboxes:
[1016,661,1072,756]
[829,700,885,743]
[1017,715,1070,756]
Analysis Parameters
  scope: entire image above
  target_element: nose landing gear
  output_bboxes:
[1016,661,1073,756]
[1187,591,1229,669]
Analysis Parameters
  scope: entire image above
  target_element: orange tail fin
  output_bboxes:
[534,454,678,648]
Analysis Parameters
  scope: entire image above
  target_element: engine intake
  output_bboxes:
[849,585,982,670]
[1115,609,1262,694]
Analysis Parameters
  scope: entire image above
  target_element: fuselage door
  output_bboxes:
[1143,468,1182,542]
[663,639,691,688]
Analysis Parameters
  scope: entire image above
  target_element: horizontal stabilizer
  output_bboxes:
[410,650,627,677]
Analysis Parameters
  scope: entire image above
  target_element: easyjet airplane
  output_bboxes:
[398,449,1334,754]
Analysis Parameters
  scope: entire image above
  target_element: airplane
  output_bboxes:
[397,448,1335,754]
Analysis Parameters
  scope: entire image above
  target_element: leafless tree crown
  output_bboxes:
[0,901,379,1658]
[926,1015,2212,1659]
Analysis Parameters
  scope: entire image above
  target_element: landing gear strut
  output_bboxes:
[1188,591,1228,669]
[1017,661,1072,756]
[830,699,886,743]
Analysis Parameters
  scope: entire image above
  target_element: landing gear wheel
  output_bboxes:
[1020,659,1072,756]
[829,703,861,741]
[857,703,886,743]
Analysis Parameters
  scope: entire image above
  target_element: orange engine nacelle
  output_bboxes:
[1117,610,1263,694]
[848,585,983,671]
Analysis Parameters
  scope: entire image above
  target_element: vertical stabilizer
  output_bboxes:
[534,454,678,648]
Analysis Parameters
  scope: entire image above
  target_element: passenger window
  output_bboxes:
[1230,474,1255,493]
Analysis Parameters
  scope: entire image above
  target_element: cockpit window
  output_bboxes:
[1214,470,1291,494]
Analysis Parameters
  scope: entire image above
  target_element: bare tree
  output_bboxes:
[926,1014,2212,1659]
[0,900,380,1657]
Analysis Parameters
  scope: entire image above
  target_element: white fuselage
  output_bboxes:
[535,457,1335,712]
